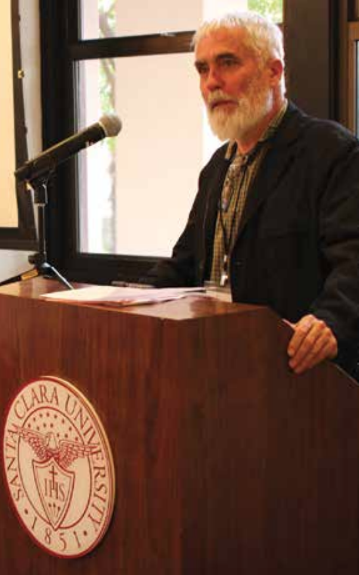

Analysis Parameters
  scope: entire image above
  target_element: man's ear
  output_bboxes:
[268,58,284,86]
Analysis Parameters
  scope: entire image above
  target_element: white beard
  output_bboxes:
[206,78,274,142]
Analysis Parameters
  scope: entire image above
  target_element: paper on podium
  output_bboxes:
[41,285,205,307]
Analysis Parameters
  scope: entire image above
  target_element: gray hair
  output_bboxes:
[192,11,284,65]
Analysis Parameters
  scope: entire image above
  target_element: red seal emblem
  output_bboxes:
[2,376,115,558]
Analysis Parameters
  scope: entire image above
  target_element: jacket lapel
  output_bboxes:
[235,102,308,237]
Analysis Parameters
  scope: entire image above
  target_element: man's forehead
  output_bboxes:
[195,27,253,61]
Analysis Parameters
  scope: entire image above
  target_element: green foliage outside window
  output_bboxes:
[248,0,283,22]
[99,0,116,37]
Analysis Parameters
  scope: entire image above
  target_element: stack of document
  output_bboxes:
[41,285,205,307]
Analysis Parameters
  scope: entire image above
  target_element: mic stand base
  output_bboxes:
[0,262,73,290]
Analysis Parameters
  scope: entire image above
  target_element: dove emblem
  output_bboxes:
[14,427,98,468]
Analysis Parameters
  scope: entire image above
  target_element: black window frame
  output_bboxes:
[40,0,341,285]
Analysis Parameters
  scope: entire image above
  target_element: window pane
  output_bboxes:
[76,0,284,258]
[76,54,206,256]
[81,0,283,40]
[81,0,202,39]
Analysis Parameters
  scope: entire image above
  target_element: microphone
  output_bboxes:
[15,114,122,183]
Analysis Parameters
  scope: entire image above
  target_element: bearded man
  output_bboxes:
[143,11,359,379]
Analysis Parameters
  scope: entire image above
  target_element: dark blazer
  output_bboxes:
[146,102,359,375]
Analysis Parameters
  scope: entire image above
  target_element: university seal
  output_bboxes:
[2,376,115,558]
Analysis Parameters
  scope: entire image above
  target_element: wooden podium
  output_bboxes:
[1,278,359,574]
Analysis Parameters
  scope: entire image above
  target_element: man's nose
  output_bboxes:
[205,67,223,91]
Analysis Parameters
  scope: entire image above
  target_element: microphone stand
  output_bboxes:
[0,176,73,290]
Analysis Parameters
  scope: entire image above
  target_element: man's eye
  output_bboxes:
[196,64,208,75]
[220,58,238,68]
[196,65,208,76]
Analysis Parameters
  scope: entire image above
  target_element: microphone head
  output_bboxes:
[99,114,122,137]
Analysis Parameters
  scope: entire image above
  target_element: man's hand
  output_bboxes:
[286,314,338,374]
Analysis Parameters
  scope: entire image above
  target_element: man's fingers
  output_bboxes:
[287,315,318,360]
[291,337,337,374]
[287,314,338,374]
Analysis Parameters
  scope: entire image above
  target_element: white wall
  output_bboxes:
[0,0,41,282]
[0,1,20,227]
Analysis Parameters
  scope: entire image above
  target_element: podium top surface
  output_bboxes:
[0,277,263,321]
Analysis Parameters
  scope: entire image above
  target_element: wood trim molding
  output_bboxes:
[283,0,338,120]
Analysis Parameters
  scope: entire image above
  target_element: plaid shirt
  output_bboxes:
[210,100,288,286]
